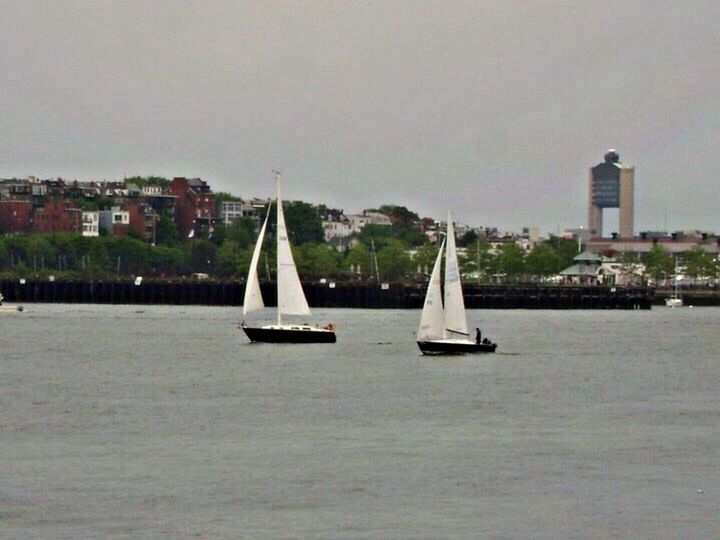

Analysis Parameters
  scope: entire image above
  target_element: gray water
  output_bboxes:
[1,305,719,539]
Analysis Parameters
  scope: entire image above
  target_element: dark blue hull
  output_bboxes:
[242,326,336,343]
[417,340,497,355]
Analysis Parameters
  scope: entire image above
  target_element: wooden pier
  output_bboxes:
[0,279,655,309]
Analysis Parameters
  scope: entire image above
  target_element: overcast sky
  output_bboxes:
[1,0,718,234]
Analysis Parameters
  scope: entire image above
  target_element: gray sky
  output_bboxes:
[1,0,718,234]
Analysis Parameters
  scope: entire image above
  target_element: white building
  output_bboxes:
[322,218,352,242]
[81,211,100,237]
[99,206,130,233]
[220,200,262,225]
[345,210,392,234]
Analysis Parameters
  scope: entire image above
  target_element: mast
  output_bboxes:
[276,171,282,326]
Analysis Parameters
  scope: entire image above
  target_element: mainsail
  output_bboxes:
[443,211,468,337]
[242,204,271,315]
[417,239,445,340]
[275,174,311,321]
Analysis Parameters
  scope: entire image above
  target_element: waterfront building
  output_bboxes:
[588,150,635,238]
[586,234,720,257]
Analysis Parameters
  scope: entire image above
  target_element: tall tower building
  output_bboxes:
[588,150,634,238]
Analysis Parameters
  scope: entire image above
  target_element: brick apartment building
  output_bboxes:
[167,177,214,238]
[0,200,32,233]
[32,199,83,233]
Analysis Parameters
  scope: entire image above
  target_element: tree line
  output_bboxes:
[1,197,716,283]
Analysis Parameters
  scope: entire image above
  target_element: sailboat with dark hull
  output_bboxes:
[241,173,336,344]
[416,211,496,355]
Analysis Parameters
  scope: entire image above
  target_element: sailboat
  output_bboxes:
[417,211,496,355]
[665,267,683,307]
[240,173,336,344]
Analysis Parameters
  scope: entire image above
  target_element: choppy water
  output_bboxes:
[1,304,719,539]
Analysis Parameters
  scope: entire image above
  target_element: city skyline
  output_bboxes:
[1,1,718,234]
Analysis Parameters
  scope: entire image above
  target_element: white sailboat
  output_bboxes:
[665,268,683,307]
[240,173,336,343]
[417,211,496,354]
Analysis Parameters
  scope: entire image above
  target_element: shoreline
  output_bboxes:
[0,279,660,309]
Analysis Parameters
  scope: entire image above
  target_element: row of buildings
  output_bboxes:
[0,177,214,241]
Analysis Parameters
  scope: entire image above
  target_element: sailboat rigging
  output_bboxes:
[240,173,336,343]
[416,211,496,355]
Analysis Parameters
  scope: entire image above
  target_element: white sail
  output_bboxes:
[418,239,445,340]
[443,211,468,337]
[242,204,271,315]
[276,174,311,319]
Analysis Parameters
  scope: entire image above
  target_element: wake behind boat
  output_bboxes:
[416,211,496,355]
[240,173,336,344]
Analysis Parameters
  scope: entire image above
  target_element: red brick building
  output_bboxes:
[33,199,83,233]
[0,200,32,233]
[167,177,214,239]
[125,202,157,241]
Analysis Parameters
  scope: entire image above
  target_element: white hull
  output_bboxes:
[665,297,683,308]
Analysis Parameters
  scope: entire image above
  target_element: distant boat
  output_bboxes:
[0,292,24,312]
[416,211,496,355]
[665,270,683,308]
[240,173,336,344]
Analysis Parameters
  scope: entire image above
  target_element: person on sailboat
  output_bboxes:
[476,328,481,344]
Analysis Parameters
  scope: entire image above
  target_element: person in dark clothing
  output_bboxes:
[475,328,481,344]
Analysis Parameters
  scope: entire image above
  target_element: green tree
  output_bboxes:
[268,201,323,245]
[343,242,371,275]
[682,247,717,282]
[545,236,579,271]
[495,243,526,281]
[295,243,339,278]
[376,239,412,281]
[458,229,478,247]
[25,235,56,271]
[215,240,242,277]
[525,243,561,278]
[124,176,169,189]
[413,243,440,274]
[187,239,217,273]
[460,237,494,280]
[373,205,418,225]
[616,251,642,283]
[643,243,674,282]
[225,216,258,248]
[154,215,179,246]
[358,224,394,250]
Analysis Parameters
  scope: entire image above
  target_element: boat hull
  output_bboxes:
[242,325,336,343]
[417,339,497,355]
[665,298,683,307]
